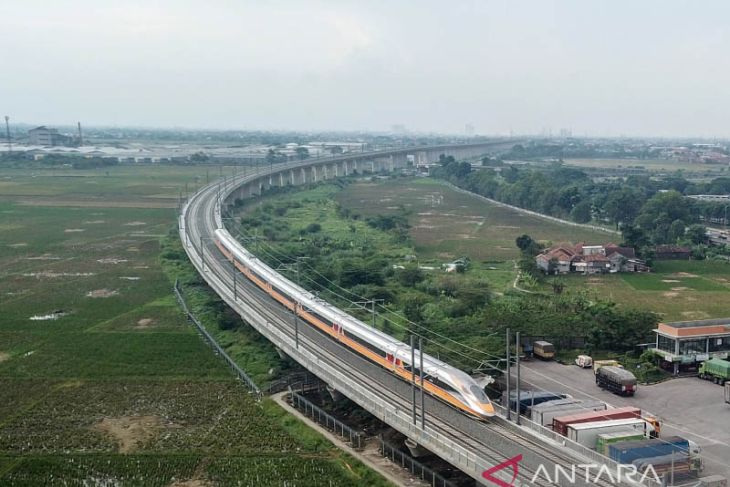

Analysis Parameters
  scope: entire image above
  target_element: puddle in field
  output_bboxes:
[64,228,85,233]
[86,289,119,298]
[23,271,95,278]
[119,276,140,281]
[30,310,67,321]
[97,258,128,265]
[123,221,147,226]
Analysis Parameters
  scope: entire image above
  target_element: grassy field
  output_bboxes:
[547,260,730,322]
[564,157,729,176]
[336,177,610,292]
[0,165,389,486]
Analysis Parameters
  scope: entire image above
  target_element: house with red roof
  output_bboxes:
[536,242,648,275]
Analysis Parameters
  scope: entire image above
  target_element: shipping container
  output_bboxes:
[552,406,641,436]
[530,399,606,428]
[506,390,566,415]
[596,431,645,455]
[567,418,649,449]
[609,436,690,464]
[725,382,730,404]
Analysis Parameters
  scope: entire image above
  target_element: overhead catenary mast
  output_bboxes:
[4,116,10,153]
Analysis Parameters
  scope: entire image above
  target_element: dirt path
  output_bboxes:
[272,392,429,487]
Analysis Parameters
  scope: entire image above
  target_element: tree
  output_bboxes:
[295,147,310,160]
[668,219,686,242]
[570,200,592,223]
[329,145,343,155]
[635,191,693,244]
[686,224,708,245]
[515,234,535,253]
[397,265,424,287]
[621,224,649,250]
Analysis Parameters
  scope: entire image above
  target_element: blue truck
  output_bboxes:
[506,390,567,415]
[608,436,702,476]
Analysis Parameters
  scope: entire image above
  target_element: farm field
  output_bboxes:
[336,177,610,291]
[0,165,388,486]
[564,157,728,175]
[549,260,730,322]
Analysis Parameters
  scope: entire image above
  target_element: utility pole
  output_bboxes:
[411,335,417,425]
[505,327,511,421]
[200,236,205,272]
[419,336,425,429]
[4,116,10,153]
[231,261,237,301]
[515,331,522,424]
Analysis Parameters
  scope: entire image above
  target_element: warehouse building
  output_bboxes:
[652,318,730,374]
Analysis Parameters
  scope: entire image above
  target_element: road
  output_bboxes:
[519,360,730,478]
[180,150,635,487]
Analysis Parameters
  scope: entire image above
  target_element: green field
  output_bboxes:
[565,157,728,176]
[0,165,388,486]
[542,260,730,322]
[335,177,610,292]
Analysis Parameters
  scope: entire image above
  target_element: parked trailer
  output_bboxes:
[530,399,606,428]
[608,436,694,465]
[596,431,645,456]
[699,358,730,385]
[506,390,566,415]
[632,452,699,478]
[553,406,642,436]
[596,365,637,396]
[725,382,730,404]
[533,341,555,360]
[567,418,650,449]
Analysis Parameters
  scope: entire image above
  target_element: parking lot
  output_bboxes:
[516,360,730,478]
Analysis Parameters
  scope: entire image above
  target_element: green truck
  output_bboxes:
[596,431,646,455]
[698,358,730,385]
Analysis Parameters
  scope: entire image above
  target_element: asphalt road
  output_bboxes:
[519,360,730,478]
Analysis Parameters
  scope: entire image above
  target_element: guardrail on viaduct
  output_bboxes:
[179,141,640,487]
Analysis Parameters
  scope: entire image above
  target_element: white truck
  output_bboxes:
[530,399,606,428]
[567,418,657,450]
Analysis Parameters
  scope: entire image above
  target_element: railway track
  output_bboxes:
[181,159,634,487]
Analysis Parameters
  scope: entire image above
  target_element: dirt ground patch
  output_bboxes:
[669,272,699,278]
[92,415,164,453]
[64,228,85,233]
[0,352,10,363]
[663,291,679,298]
[671,287,690,291]
[86,289,119,298]
[135,318,155,329]
[661,279,681,283]
[682,311,711,320]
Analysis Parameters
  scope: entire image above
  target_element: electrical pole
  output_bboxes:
[515,331,522,424]
[411,335,417,425]
[200,236,205,272]
[4,116,10,153]
[231,261,237,301]
[505,327,511,420]
[419,336,425,429]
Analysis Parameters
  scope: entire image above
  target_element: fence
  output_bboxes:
[173,279,262,399]
[378,436,458,487]
[289,391,363,449]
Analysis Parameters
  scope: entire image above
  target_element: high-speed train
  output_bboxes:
[214,228,495,419]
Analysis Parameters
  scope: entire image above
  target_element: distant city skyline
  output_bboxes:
[2,1,730,137]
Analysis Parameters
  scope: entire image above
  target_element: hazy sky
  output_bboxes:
[2,1,729,137]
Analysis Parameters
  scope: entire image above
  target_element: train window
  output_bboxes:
[428,377,456,394]
[469,385,488,403]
